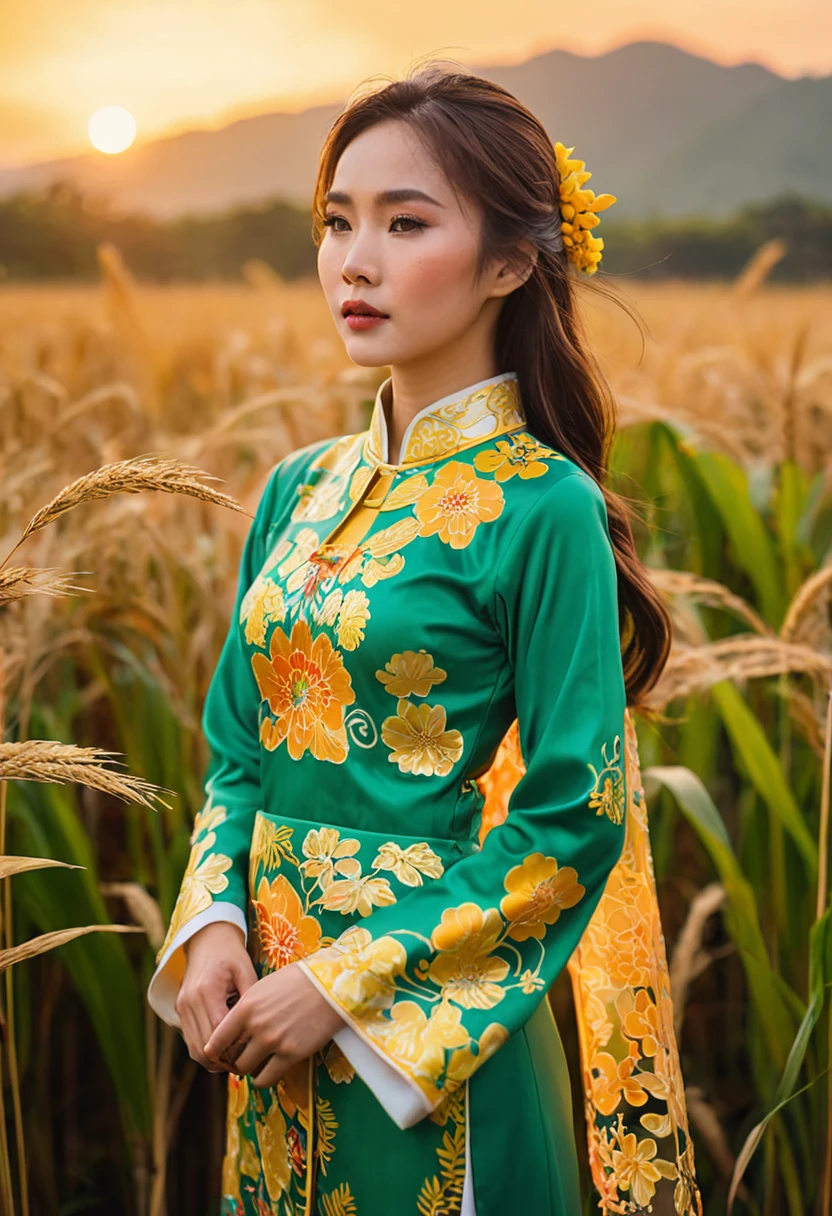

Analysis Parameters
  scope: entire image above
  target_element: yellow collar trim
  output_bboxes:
[364,371,525,468]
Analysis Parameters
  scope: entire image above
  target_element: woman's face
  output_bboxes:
[317,119,509,371]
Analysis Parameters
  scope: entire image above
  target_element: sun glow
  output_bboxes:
[88,106,137,155]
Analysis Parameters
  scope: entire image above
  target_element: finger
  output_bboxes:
[203,1001,247,1060]
[249,1053,287,1090]
[232,1039,273,1077]
[179,1002,228,1073]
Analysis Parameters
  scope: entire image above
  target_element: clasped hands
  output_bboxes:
[174,921,346,1089]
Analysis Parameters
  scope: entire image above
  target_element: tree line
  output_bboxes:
[1,179,829,283]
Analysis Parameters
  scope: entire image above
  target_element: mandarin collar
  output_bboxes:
[363,370,525,468]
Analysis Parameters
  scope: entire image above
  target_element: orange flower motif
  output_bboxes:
[375,649,447,698]
[610,1131,676,1207]
[618,988,660,1058]
[588,1050,649,1117]
[500,852,585,941]
[414,461,504,549]
[251,618,355,762]
[473,432,562,481]
[252,873,322,970]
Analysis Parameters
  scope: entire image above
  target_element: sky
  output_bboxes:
[1,0,830,167]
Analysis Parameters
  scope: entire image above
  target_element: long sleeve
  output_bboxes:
[147,463,283,1028]
[298,469,629,1127]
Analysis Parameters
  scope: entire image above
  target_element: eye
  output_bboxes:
[322,213,348,232]
[389,214,426,233]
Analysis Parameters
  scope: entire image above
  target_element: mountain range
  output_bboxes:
[0,40,829,221]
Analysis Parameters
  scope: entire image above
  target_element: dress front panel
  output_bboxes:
[148,370,628,1215]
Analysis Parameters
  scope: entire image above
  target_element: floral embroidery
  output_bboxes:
[373,841,444,886]
[335,588,370,650]
[381,697,464,777]
[321,1044,354,1086]
[304,848,587,1106]
[588,735,626,825]
[298,827,361,890]
[319,1182,358,1216]
[500,852,585,941]
[418,1086,466,1216]
[239,574,286,648]
[428,905,509,1010]
[155,799,233,962]
[376,649,447,698]
[254,1097,292,1203]
[473,432,563,481]
[319,872,397,917]
[252,873,322,969]
[414,461,505,549]
[251,618,355,762]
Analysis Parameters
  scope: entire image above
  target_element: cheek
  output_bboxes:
[395,242,476,313]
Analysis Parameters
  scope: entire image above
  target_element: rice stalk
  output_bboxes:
[0,741,172,810]
[781,564,832,645]
[99,882,165,952]
[4,455,248,565]
[647,636,832,709]
[649,569,771,635]
[668,882,727,1039]
[733,239,788,297]
[0,923,143,971]
[0,857,83,879]
[0,567,92,606]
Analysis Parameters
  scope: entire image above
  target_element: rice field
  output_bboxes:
[1,254,831,1215]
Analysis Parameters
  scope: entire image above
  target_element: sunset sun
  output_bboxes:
[88,106,137,154]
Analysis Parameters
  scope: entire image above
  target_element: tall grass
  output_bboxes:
[1,253,831,1213]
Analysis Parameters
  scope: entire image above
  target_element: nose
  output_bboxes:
[340,227,380,286]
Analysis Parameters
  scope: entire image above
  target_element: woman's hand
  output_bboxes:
[202,961,347,1088]
[175,921,258,1073]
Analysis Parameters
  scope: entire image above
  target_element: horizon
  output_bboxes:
[2,0,830,169]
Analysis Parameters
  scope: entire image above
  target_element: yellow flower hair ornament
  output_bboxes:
[554,141,617,275]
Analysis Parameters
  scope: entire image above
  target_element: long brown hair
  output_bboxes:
[310,59,672,708]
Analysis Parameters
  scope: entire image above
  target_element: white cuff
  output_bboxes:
[146,901,247,1028]
[297,959,433,1129]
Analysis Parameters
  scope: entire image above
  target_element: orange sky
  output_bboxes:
[1,0,829,166]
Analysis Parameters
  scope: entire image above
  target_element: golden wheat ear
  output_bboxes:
[0,741,173,810]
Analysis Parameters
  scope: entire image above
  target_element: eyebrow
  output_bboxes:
[323,188,445,208]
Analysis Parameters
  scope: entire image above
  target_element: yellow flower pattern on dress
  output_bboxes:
[335,588,370,650]
[252,618,355,762]
[428,905,509,1010]
[375,648,447,698]
[239,574,286,648]
[155,800,233,962]
[380,696,464,777]
[588,734,626,824]
[373,841,444,886]
[472,432,563,481]
[414,461,505,549]
[500,852,585,941]
[299,827,361,891]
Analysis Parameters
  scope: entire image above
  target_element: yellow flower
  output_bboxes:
[519,969,545,995]
[366,999,469,1086]
[156,832,233,962]
[554,141,617,275]
[373,841,444,886]
[251,617,355,762]
[587,735,626,825]
[472,433,562,481]
[255,1097,292,1202]
[300,827,361,891]
[306,926,408,1015]
[381,697,464,777]
[446,1021,509,1085]
[414,461,505,549]
[375,648,447,698]
[252,873,322,969]
[319,873,397,917]
[335,588,370,650]
[500,851,585,941]
[610,1132,676,1207]
[322,1042,355,1084]
[428,903,509,1010]
[240,575,286,648]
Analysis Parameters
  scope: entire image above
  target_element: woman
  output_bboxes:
[148,62,702,1215]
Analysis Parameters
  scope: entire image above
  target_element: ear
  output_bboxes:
[491,238,538,298]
